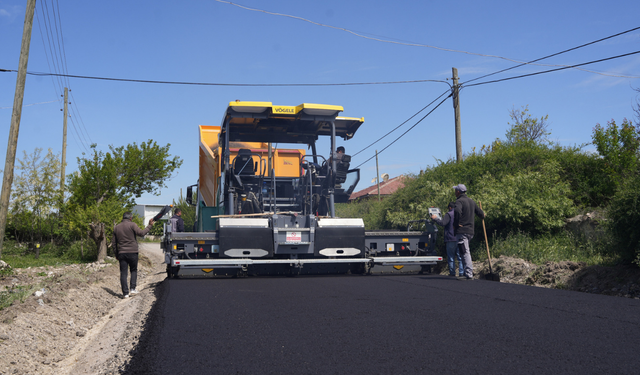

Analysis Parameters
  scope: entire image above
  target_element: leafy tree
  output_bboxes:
[505,105,551,145]
[10,148,61,257]
[591,119,640,196]
[111,141,183,200]
[67,141,182,261]
[65,196,132,259]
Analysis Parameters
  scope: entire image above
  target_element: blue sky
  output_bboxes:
[1,0,639,205]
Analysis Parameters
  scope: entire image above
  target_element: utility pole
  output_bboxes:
[375,150,381,202]
[60,87,68,195]
[452,67,462,163]
[0,0,37,258]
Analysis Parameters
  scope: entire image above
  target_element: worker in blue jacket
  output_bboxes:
[431,202,464,277]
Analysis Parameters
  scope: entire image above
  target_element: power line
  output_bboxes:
[2,47,636,89]
[0,70,449,87]
[465,26,640,85]
[33,0,91,153]
[464,50,640,88]
[67,115,90,153]
[52,0,72,88]
[40,0,65,92]
[354,93,452,169]
[35,3,62,97]
[0,99,61,110]
[352,89,451,158]
[69,90,94,145]
[214,0,638,78]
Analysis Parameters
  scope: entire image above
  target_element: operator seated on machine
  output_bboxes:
[321,146,345,175]
[321,146,350,188]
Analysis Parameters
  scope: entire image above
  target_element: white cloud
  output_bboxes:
[0,5,21,20]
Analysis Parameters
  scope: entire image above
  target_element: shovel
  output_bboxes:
[479,201,500,282]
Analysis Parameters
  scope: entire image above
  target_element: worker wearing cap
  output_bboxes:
[452,184,485,280]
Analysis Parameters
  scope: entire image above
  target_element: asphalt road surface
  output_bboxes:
[125,274,640,374]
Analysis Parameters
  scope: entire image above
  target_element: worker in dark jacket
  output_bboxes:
[452,184,485,280]
[170,208,184,232]
[112,212,154,298]
[431,202,464,277]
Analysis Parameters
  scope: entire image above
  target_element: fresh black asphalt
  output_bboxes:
[125,274,640,374]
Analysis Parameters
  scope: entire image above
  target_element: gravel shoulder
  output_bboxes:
[1,246,639,375]
[0,243,166,375]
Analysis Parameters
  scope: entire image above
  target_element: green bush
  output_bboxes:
[475,160,575,235]
[61,239,97,261]
[606,173,640,264]
[553,147,609,208]
[384,179,454,229]
[336,199,387,230]
[149,220,166,236]
[373,142,586,234]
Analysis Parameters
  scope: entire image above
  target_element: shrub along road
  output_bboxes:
[124,273,640,374]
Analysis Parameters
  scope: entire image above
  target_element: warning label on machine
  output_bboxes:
[286,232,302,243]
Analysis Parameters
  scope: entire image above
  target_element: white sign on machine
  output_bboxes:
[286,231,302,243]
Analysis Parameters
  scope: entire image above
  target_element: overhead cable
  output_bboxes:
[352,89,451,158]
[69,90,94,145]
[214,0,638,78]
[465,26,640,84]
[35,0,91,152]
[0,99,61,110]
[354,93,452,169]
[465,50,640,88]
[0,69,448,87]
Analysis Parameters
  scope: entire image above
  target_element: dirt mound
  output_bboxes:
[569,264,640,297]
[468,255,640,298]
[476,256,538,284]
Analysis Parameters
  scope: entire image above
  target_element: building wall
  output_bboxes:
[132,204,172,225]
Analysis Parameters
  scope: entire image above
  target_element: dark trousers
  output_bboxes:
[118,253,138,295]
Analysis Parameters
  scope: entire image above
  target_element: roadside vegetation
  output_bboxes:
[338,100,640,267]
[0,140,182,276]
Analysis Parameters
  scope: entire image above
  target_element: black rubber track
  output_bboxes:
[124,274,640,374]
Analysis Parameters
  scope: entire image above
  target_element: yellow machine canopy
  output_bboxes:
[222,101,364,144]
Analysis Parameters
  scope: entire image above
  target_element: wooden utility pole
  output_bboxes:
[60,87,68,194]
[0,0,37,258]
[375,150,381,202]
[452,67,462,163]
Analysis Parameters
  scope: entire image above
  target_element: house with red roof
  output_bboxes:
[349,175,407,201]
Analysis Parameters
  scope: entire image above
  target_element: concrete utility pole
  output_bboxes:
[452,67,462,163]
[0,0,37,258]
[60,87,68,195]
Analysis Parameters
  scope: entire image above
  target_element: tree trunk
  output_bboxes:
[88,221,107,262]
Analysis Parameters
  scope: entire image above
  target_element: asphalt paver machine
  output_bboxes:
[163,101,441,277]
